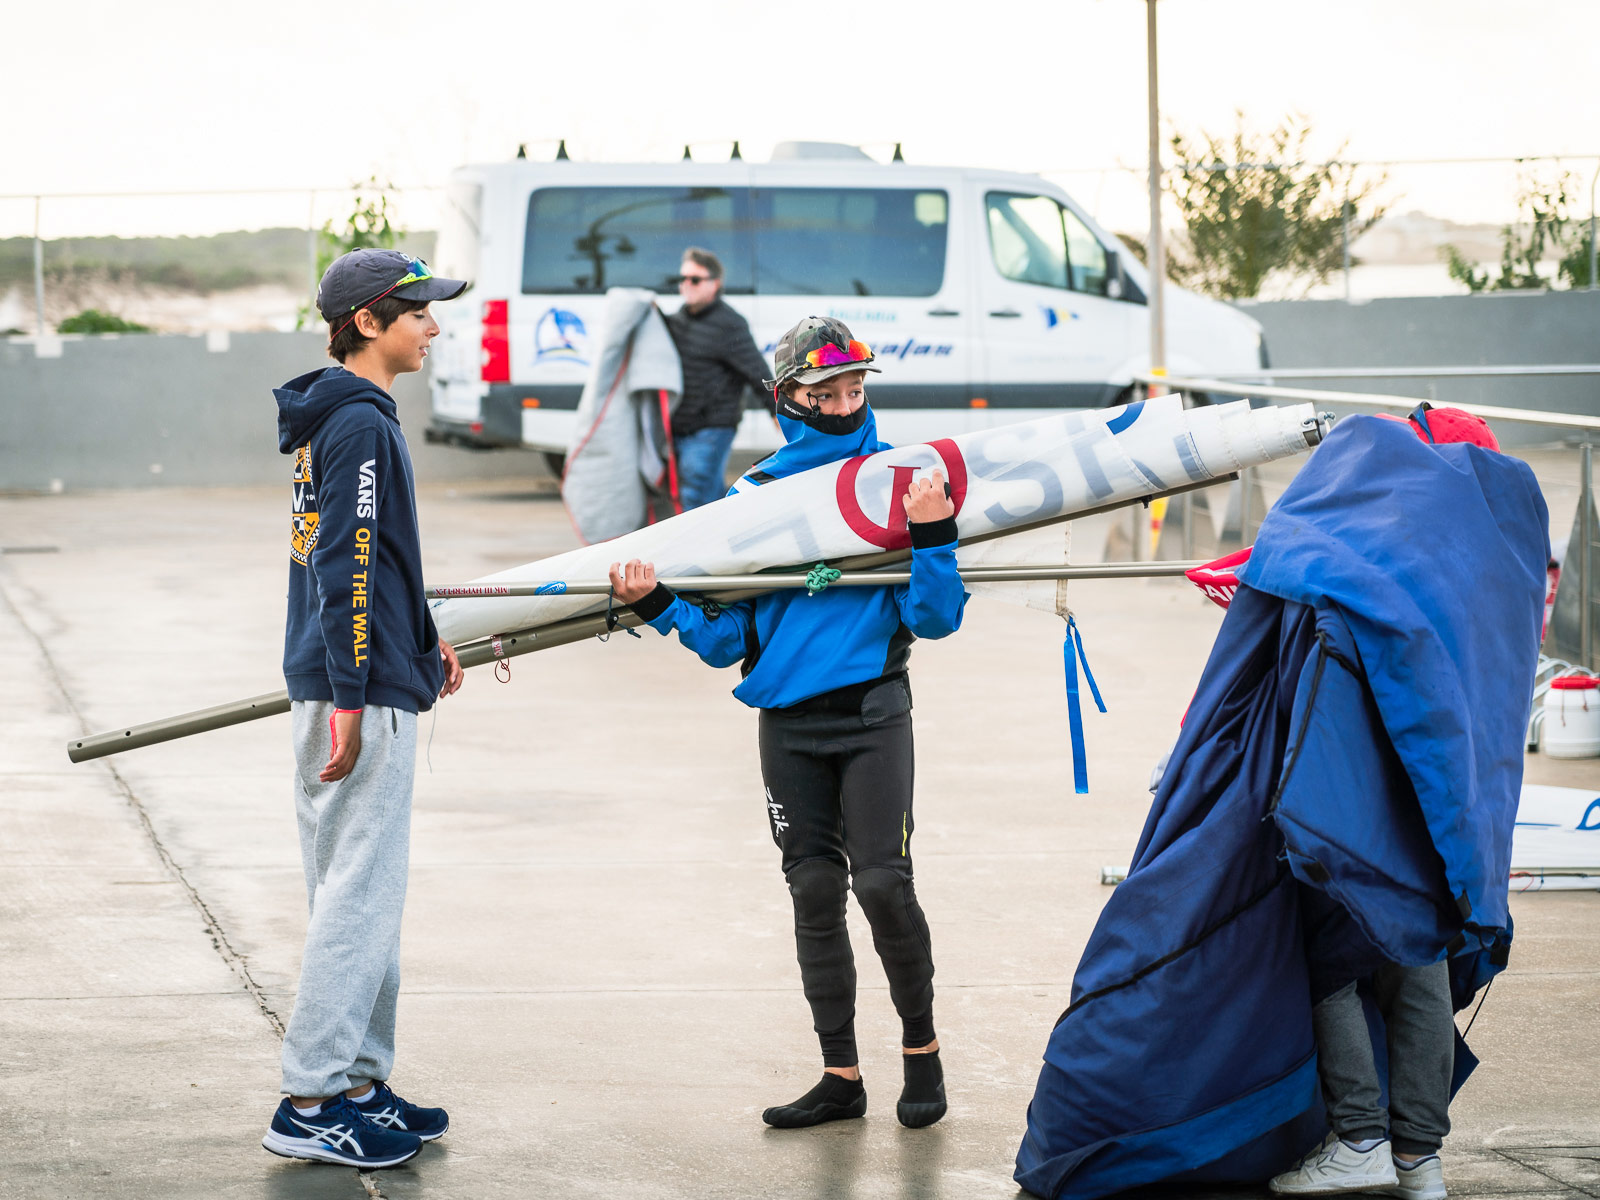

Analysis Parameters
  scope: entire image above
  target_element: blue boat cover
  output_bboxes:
[1015,417,1548,1199]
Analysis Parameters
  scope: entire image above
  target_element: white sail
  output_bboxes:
[431,395,1322,646]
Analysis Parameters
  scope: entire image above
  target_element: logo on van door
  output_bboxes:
[535,307,589,366]
[1041,306,1080,328]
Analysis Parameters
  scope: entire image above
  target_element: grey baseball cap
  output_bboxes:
[316,248,468,324]
[763,315,881,390]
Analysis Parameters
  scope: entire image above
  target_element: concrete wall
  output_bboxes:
[0,331,546,493]
[1240,291,1600,440]
[3,293,1595,492]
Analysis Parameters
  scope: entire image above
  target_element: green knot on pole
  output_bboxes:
[805,563,842,596]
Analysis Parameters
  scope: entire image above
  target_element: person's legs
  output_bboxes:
[835,692,946,1128]
[675,425,737,509]
[835,708,935,1052]
[350,948,401,1087]
[1373,960,1453,1159]
[758,710,856,1068]
[281,702,416,1100]
[1311,981,1388,1144]
[757,709,872,1129]
[1271,980,1398,1193]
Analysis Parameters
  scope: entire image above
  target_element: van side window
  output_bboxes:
[523,187,754,294]
[751,188,947,297]
[985,192,1111,296]
[1063,206,1109,295]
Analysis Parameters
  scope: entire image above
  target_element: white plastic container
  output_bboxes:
[1542,676,1600,759]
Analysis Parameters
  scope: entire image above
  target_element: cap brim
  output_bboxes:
[394,277,469,303]
[791,362,882,385]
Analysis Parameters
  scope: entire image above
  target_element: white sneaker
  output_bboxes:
[1386,1155,1446,1200]
[1269,1132,1399,1195]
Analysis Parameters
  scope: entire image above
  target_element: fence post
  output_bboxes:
[1588,160,1597,291]
[33,196,46,335]
[306,189,318,320]
[1583,442,1594,670]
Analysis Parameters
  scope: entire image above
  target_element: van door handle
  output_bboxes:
[927,308,960,317]
[988,309,1022,318]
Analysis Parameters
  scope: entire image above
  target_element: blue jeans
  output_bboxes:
[675,425,737,509]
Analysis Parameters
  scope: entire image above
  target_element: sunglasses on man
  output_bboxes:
[677,273,715,286]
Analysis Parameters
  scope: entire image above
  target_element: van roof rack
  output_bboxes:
[769,141,874,162]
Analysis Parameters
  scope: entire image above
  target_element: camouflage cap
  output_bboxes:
[764,316,881,390]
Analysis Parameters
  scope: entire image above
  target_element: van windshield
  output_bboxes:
[521,186,947,297]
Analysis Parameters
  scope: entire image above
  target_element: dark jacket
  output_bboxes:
[663,295,772,436]
[275,366,445,713]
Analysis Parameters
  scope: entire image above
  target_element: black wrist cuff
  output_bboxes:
[627,583,676,622]
[909,516,958,549]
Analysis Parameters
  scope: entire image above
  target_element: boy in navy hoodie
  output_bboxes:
[262,249,467,1170]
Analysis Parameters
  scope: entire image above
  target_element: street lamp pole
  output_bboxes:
[1146,0,1167,398]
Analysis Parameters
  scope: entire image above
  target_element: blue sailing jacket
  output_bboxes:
[639,407,967,709]
[276,366,445,713]
[1014,417,1547,1199]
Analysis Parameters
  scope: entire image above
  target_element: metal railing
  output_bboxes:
[1135,372,1599,674]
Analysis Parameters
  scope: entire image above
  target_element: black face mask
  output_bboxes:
[778,387,870,436]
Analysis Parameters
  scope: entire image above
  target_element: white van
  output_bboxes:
[425,143,1266,466]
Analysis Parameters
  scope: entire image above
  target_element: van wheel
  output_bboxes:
[542,451,567,479]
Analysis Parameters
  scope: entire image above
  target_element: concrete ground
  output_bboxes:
[1,448,1597,1200]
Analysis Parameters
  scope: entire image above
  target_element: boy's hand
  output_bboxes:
[321,709,362,782]
[439,639,464,697]
[609,559,658,605]
[903,468,955,524]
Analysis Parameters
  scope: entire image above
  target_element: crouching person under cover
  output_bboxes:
[610,317,968,1129]
[1013,410,1548,1199]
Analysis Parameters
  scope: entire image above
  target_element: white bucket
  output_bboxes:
[1542,676,1600,759]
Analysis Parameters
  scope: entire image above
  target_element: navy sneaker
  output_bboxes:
[351,1081,449,1142]
[262,1095,422,1168]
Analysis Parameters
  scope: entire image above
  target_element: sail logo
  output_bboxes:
[835,438,968,550]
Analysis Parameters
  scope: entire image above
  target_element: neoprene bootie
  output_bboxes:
[897,1050,947,1128]
[761,1071,867,1128]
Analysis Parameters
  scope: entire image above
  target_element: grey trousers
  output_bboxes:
[1312,960,1454,1155]
[281,700,416,1098]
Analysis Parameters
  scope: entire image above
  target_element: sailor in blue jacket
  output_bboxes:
[610,317,967,1131]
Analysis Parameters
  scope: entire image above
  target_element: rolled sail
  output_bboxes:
[431,396,1323,646]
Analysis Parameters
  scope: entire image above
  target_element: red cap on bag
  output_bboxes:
[1376,403,1500,452]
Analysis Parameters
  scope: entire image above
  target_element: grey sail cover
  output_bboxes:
[561,288,683,544]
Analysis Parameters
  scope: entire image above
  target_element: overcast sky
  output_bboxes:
[6,0,1597,238]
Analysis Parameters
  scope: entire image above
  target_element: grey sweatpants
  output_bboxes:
[1312,960,1454,1155]
[281,700,416,1098]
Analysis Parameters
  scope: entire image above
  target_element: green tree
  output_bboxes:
[1165,113,1387,300]
[296,178,403,328]
[1559,224,1597,290]
[57,308,151,334]
[1442,167,1580,292]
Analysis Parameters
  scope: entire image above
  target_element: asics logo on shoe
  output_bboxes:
[365,1105,405,1128]
[288,1115,363,1155]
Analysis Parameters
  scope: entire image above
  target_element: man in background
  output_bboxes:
[665,246,772,508]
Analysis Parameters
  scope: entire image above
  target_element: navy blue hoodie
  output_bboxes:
[276,366,444,712]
